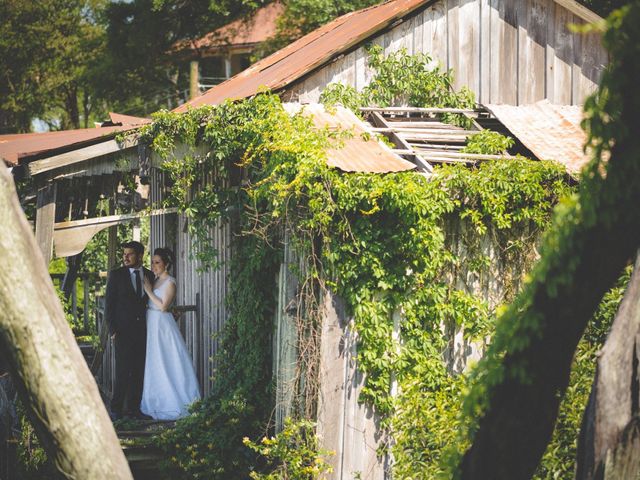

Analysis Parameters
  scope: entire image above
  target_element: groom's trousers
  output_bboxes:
[111,324,146,415]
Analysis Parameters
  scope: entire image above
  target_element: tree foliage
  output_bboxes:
[0,0,108,132]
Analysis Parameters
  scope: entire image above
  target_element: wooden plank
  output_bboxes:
[28,138,138,176]
[370,112,433,173]
[576,30,607,104]
[35,182,56,265]
[457,0,480,95]
[354,45,368,92]
[370,127,480,135]
[552,0,602,24]
[430,0,449,69]
[54,208,177,231]
[479,0,491,102]
[361,106,480,114]
[447,0,460,80]
[545,1,556,101]
[387,15,414,55]
[571,15,584,105]
[552,4,573,103]
[413,10,424,58]
[518,0,547,103]
[492,0,518,104]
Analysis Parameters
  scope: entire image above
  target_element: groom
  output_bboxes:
[105,240,154,420]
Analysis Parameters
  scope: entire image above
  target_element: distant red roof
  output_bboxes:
[174,0,426,112]
[175,2,284,55]
[0,125,136,166]
[107,112,152,126]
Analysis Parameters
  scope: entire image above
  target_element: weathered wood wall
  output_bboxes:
[175,210,230,397]
[286,0,607,106]
[306,221,538,479]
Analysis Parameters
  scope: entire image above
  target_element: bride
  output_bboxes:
[140,247,200,420]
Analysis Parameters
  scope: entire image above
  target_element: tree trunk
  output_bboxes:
[0,166,132,478]
[576,256,640,479]
[64,85,80,130]
[458,5,640,478]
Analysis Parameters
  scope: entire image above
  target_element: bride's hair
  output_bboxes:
[154,247,175,272]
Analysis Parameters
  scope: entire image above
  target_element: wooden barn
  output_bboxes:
[0,0,606,476]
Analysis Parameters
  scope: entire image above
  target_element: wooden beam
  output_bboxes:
[552,0,603,24]
[35,182,57,265]
[370,127,480,135]
[28,138,138,177]
[107,225,118,271]
[369,112,433,173]
[190,60,200,99]
[362,106,481,115]
[54,208,177,231]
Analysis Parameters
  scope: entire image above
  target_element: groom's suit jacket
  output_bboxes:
[104,266,154,335]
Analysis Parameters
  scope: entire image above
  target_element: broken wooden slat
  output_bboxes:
[29,137,139,177]
[369,112,433,173]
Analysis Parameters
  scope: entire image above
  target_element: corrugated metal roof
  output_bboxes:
[283,103,416,173]
[107,112,151,126]
[188,2,284,51]
[0,125,137,166]
[485,100,588,174]
[174,0,427,112]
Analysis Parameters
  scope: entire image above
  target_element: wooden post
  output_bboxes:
[224,57,232,79]
[132,218,141,242]
[107,226,118,270]
[71,281,78,328]
[83,275,90,333]
[35,182,56,266]
[189,60,200,100]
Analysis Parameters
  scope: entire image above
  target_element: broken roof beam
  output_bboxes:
[392,149,513,162]
[361,106,483,116]
[28,137,139,177]
[369,112,433,173]
[370,127,480,135]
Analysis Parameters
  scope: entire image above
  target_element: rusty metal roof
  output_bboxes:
[485,101,589,175]
[107,112,151,126]
[283,103,415,173]
[174,0,427,112]
[186,2,284,52]
[0,125,137,166]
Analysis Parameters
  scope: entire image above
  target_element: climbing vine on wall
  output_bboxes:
[139,47,575,479]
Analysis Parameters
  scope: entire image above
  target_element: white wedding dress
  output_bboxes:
[140,276,201,420]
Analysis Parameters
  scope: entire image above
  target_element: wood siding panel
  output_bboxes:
[552,5,573,103]
[286,0,606,106]
[447,0,460,76]
[518,0,547,103]
[428,0,449,69]
[576,30,606,103]
[458,0,481,95]
[479,0,492,102]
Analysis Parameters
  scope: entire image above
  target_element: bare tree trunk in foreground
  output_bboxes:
[576,255,640,479]
[0,166,132,479]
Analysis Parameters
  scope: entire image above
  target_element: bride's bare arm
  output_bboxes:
[144,278,177,311]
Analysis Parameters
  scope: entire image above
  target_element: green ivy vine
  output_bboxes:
[138,47,576,479]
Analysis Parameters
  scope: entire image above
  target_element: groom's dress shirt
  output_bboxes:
[129,267,143,296]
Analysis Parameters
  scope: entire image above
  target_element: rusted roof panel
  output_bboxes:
[283,103,416,173]
[174,0,427,112]
[485,101,589,175]
[190,2,284,51]
[0,125,136,166]
[108,112,151,126]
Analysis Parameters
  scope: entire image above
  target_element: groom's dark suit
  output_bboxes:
[105,265,154,416]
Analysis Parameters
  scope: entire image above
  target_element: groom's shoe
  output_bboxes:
[132,411,153,420]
